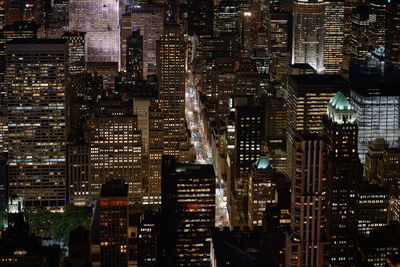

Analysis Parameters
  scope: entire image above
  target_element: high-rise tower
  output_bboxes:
[285,132,329,267]
[386,0,400,70]
[157,24,189,162]
[292,0,325,72]
[323,0,344,74]
[323,91,361,266]
[131,4,164,77]
[69,0,120,67]
[6,40,68,206]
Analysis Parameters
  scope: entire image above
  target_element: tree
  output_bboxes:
[52,204,92,245]
[25,204,93,246]
[25,206,55,238]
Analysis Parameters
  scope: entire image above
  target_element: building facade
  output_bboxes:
[69,0,120,66]
[160,156,215,266]
[323,0,344,74]
[324,91,360,266]
[285,132,328,267]
[157,24,189,162]
[292,0,325,72]
[6,40,67,206]
[349,85,400,163]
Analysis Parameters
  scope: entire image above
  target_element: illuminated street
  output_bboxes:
[185,71,229,227]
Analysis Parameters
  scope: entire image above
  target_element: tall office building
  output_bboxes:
[248,156,277,228]
[324,91,360,266]
[0,21,38,115]
[0,153,7,205]
[264,96,287,173]
[62,31,85,75]
[209,57,236,118]
[6,40,67,206]
[131,4,164,77]
[292,0,325,72]
[369,0,386,50]
[126,30,143,78]
[267,10,291,82]
[357,183,389,237]
[160,156,215,266]
[285,132,328,267]
[187,0,214,37]
[349,83,400,163]
[364,138,388,184]
[0,116,6,153]
[323,0,344,74]
[89,115,142,204]
[376,148,400,187]
[386,0,400,69]
[127,206,160,266]
[342,0,358,69]
[99,179,129,267]
[69,0,120,66]
[350,5,370,65]
[146,108,164,205]
[215,0,241,41]
[357,223,400,266]
[68,144,90,206]
[235,105,263,180]
[286,75,349,178]
[0,0,4,29]
[157,24,189,162]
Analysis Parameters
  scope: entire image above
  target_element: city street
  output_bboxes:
[185,71,229,227]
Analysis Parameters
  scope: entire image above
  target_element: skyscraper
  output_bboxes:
[369,0,386,50]
[215,0,241,40]
[68,144,90,206]
[324,91,360,266]
[286,74,349,178]
[187,0,214,37]
[99,179,129,267]
[89,115,142,204]
[285,132,328,267]
[342,0,358,69]
[6,40,67,206]
[292,0,325,72]
[349,83,400,163]
[323,0,344,74]
[264,96,287,173]
[0,21,38,116]
[248,156,277,228]
[131,4,164,78]
[267,10,291,82]
[350,5,370,66]
[62,31,86,75]
[0,116,6,153]
[386,0,400,70]
[160,156,215,266]
[0,0,4,29]
[157,24,189,162]
[357,183,389,236]
[69,0,120,66]
[126,30,143,78]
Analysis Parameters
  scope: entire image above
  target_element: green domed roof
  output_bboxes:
[329,91,352,110]
[255,156,273,170]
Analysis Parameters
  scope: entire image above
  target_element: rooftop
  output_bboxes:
[254,156,273,170]
[100,179,128,198]
[329,91,353,110]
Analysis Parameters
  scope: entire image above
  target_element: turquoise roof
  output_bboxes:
[329,91,352,110]
[255,156,273,170]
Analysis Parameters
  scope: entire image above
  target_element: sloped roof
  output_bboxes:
[255,156,273,170]
[329,91,352,110]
